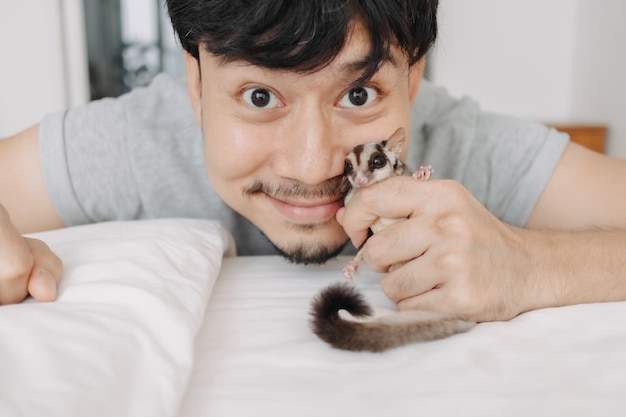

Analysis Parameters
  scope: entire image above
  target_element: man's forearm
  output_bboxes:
[522,227,626,313]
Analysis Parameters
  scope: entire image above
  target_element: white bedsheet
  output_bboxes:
[184,256,626,417]
[2,220,626,417]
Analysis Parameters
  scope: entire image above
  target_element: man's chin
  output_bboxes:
[261,232,349,265]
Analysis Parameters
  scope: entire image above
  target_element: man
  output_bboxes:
[1,0,626,322]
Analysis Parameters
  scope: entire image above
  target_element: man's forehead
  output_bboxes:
[313,23,405,77]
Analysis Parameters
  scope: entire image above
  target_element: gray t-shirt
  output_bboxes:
[38,74,568,255]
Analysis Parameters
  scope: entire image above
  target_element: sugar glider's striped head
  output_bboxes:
[343,128,407,189]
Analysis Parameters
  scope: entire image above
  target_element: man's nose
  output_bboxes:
[274,106,345,186]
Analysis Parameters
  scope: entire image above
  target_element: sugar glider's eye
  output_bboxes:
[371,154,386,169]
[344,160,353,175]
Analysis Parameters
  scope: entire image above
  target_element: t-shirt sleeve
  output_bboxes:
[39,98,140,226]
[410,81,569,227]
[38,74,210,226]
[466,112,569,226]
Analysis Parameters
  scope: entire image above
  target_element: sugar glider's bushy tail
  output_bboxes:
[310,283,475,353]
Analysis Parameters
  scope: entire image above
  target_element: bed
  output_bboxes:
[2,219,625,416]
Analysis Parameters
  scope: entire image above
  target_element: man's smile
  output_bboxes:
[267,194,344,224]
[242,177,346,224]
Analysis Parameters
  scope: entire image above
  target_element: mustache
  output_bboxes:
[242,176,346,200]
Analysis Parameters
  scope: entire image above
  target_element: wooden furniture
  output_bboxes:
[550,125,607,154]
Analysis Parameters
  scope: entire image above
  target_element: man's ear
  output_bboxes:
[408,57,426,104]
[185,51,203,126]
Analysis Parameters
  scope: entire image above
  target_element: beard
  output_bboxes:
[242,175,350,264]
[260,230,350,265]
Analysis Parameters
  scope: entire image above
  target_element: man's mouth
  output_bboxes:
[268,195,344,223]
[242,177,346,224]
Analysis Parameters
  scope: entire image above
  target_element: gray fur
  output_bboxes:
[310,283,475,352]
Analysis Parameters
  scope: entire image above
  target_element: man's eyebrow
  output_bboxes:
[339,58,370,74]
[338,55,399,83]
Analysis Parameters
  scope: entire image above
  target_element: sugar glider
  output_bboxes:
[310,128,475,352]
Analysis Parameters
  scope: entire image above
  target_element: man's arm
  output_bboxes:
[337,142,626,322]
[0,124,65,233]
[527,141,626,229]
[0,124,64,304]
[513,141,626,312]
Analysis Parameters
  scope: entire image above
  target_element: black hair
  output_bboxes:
[166,0,438,82]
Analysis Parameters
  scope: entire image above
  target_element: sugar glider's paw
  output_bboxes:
[412,165,434,181]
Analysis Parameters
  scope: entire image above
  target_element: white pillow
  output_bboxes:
[0,219,233,417]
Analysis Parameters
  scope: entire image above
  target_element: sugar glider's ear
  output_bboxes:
[383,128,406,156]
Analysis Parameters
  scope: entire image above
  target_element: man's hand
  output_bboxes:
[0,205,62,305]
[336,177,539,323]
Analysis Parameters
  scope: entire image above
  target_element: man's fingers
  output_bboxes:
[0,206,61,304]
[25,237,62,303]
[357,216,436,273]
[339,176,432,246]
[0,217,33,304]
[0,276,30,305]
[335,206,369,248]
[27,268,58,302]
[0,234,62,304]
[379,256,440,302]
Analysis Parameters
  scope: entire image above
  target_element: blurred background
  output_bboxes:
[1,0,625,157]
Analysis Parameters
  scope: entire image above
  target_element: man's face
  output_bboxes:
[185,23,423,264]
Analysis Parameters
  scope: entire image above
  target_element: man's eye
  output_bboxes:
[338,86,378,108]
[242,87,281,109]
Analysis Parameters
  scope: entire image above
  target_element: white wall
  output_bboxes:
[2,1,625,157]
[0,0,88,137]
[569,1,626,158]
[430,0,626,158]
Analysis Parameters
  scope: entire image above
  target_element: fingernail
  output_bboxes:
[38,269,57,299]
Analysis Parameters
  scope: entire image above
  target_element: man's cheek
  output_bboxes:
[204,148,244,183]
